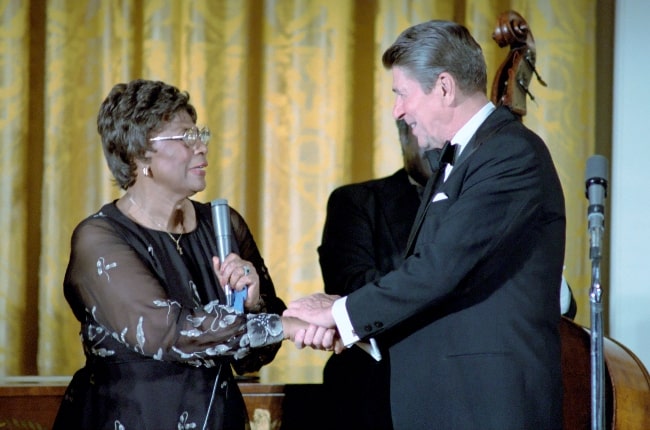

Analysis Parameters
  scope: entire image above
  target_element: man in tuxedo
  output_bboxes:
[318,119,432,430]
[287,20,565,429]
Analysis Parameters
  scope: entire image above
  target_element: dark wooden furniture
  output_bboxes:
[0,377,67,430]
[0,377,292,430]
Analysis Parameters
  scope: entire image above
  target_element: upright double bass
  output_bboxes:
[490,10,546,118]
[490,10,650,430]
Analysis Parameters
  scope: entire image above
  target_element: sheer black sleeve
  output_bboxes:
[64,213,284,367]
[229,208,287,374]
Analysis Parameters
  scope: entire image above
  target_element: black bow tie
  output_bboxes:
[438,141,459,166]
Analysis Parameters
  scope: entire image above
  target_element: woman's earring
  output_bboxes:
[143,166,150,177]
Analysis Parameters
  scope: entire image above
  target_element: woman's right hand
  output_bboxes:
[281,316,344,353]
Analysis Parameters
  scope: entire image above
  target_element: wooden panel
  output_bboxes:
[0,378,290,430]
[0,377,68,429]
[239,382,286,430]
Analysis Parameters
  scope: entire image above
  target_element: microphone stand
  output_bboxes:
[589,207,605,430]
[585,154,608,430]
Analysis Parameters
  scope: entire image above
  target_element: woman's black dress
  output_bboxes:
[53,200,286,430]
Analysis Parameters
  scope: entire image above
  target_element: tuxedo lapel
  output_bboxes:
[404,168,443,257]
[403,107,517,258]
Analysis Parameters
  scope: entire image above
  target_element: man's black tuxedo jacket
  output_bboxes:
[345,107,566,430]
[318,168,421,430]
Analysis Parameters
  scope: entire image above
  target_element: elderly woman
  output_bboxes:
[53,79,333,429]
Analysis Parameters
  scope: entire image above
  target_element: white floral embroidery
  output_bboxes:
[80,275,282,368]
[187,315,206,328]
[136,316,145,351]
[86,324,103,341]
[111,327,128,346]
[205,344,231,355]
[96,257,118,281]
[154,299,182,325]
[178,411,197,429]
[189,280,201,305]
[114,420,125,430]
[84,322,116,357]
[203,300,221,313]
[217,314,237,328]
[172,347,196,359]
[119,327,128,343]
[90,347,115,357]
[180,328,202,337]
[153,348,163,360]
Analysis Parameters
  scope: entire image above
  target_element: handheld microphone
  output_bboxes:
[584,155,609,259]
[211,199,234,308]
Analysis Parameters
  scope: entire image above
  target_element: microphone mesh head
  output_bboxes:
[585,155,608,183]
[211,200,230,235]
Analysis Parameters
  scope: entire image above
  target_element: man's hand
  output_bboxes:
[283,293,340,328]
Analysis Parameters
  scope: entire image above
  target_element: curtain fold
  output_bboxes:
[1,0,32,375]
[0,0,599,382]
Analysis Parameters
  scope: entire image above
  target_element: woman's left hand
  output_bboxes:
[212,254,261,310]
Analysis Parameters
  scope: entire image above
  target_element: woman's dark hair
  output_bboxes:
[97,79,197,189]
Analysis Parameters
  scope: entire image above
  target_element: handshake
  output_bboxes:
[281,293,345,354]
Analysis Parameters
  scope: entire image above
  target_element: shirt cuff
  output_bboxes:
[560,275,571,314]
[332,296,359,346]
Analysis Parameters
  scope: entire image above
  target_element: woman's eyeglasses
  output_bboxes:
[149,126,210,149]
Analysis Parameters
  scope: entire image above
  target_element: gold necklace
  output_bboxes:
[128,196,185,255]
[166,232,184,255]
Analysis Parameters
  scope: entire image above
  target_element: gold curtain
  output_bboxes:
[0,0,599,382]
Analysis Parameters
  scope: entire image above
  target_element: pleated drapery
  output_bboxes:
[0,0,601,382]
